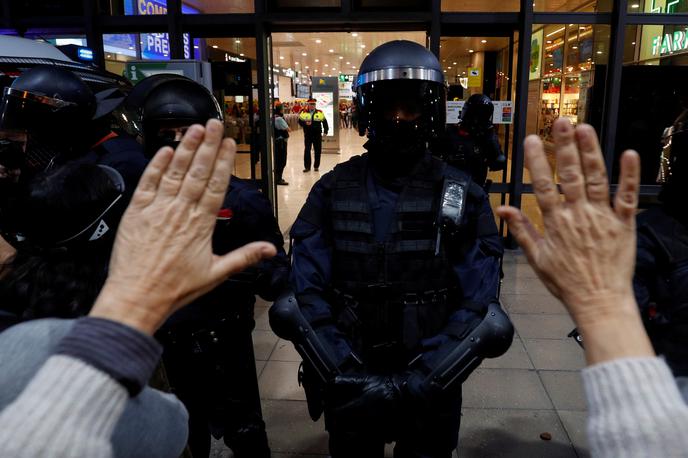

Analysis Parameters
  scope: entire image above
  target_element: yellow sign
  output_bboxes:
[467,67,481,88]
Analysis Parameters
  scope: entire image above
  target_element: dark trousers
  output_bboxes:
[326,390,462,458]
[304,135,322,170]
[162,320,270,458]
[274,138,288,181]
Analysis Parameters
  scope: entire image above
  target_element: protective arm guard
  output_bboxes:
[269,291,342,383]
[422,302,513,393]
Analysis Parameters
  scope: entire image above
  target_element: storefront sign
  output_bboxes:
[467,67,481,88]
[649,0,684,14]
[651,28,688,56]
[446,100,513,125]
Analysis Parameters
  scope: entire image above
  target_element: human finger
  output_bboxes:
[552,118,586,204]
[496,206,541,262]
[210,242,277,284]
[178,119,225,203]
[575,124,609,204]
[614,150,640,225]
[129,146,174,208]
[157,124,204,198]
[524,135,559,215]
[198,137,236,212]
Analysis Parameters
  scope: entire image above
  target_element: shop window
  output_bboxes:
[612,25,688,185]
[628,0,688,13]
[441,0,519,12]
[525,24,609,183]
[534,0,611,12]
[182,0,254,13]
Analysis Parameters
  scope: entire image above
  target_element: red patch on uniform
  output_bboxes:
[217,208,233,220]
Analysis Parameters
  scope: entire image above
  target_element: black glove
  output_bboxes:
[325,373,406,436]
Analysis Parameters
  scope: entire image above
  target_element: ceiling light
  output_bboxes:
[275,64,279,68]
[546,27,565,37]
[279,56,284,60]
[295,61,299,64]
[325,64,329,67]
[315,58,320,62]
[631,42,636,45]
[302,52,307,56]
[572,45,578,49]
[305,66,309,69]
[546,40,552,44]
[128,46,134,50]
[107,54,112,58]
[444,70,447,73]
[453,62,457,65]
[329,49,334,53]
[448,66,452,69]
[361,44,366,48]
[469,49,474,53]
[631,3,639,7]
[346,61,350,64]
[352,32,358,37]
[481,39,487,43]
[339,56,343,59]
[315,39,322,43]
[596,50,603,54]
[212,45,218,49]
[235,39,241,43]
[240,53,244,56]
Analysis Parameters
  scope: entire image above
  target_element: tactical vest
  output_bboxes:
[638,206,688,376]
[326,155,463,366]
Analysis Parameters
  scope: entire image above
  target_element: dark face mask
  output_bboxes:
[367,117,427,179]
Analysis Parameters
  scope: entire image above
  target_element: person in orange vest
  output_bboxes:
[298,98,329,172]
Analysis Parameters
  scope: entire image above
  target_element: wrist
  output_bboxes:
[574,296,655,365]
[89,283,168,336]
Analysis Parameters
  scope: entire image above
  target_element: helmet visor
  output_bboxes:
[0,87,77,133]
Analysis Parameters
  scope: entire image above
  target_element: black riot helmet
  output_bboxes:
[354,40,446,150]
[658,109,688,209]
[126,75,222,157]
[0,66,97,162]
[460,93,494,135]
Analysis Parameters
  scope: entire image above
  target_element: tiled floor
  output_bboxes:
[212,128,590,457]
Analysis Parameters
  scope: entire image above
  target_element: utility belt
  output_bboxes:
[330,285,457,368]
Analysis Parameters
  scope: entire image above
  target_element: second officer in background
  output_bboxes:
[298,97,329,172]
[126,75,289,458]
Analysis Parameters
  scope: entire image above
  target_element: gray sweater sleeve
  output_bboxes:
[0,355,127,457]
[583,357,688,457]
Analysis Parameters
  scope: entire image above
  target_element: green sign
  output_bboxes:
[652,28,688,56]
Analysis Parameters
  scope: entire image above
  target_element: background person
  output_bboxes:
[497,117,688,458]
[273,103,290,186]
[298,98,328,172]
[127,74,289,458]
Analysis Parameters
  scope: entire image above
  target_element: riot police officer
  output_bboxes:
[443,94,506,187]
[0,66,147,196]
[634,109,688,394]
[298,98,329,172]
[127,75,289,458]
[271,41,512,457]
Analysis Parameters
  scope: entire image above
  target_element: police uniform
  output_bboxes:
[290,152,502,457]
[299,106,329,171]
[160,177,289,458]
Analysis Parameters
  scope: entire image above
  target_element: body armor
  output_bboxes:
[326,154,466,367]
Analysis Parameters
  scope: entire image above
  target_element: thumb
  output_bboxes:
[211,242,277,283]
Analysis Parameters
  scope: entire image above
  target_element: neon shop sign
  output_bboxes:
[652,28,688,56]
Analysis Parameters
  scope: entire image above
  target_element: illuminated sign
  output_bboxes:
[122,0,200,60]
[649,0,683,14]
[651,28,688,56]
[77,47,94,61]
[225,54,246,63]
